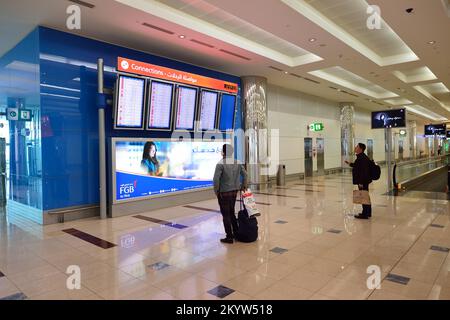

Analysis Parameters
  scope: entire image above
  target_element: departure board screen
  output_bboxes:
[147,81,174,130]
[175,86,197,130]
[198,90,218,131]
[115,75,145,129]
[219,93,236,131]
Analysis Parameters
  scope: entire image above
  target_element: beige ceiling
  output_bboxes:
[1,0,450,124]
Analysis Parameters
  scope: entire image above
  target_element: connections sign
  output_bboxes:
[117,57,238,94]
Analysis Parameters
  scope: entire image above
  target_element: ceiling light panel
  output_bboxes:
[415,82,450,95]
[383,98,413,105]
[308,66,398,99]
[282,0,419,66]
[414,82,450,112]
[405,105,448,121]
[392,67,438,83]
[116,0,322,66]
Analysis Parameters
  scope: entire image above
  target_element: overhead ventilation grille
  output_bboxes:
[289,73,303,79]
[269,66,283,72]
[219,49,251,61]
[142,23,175,35]
[190,39,215,48]
[68,0,95,8]
[302,77,320,84]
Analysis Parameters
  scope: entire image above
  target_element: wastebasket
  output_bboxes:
[277,164,286,186]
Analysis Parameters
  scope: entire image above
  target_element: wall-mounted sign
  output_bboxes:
[19,110,32,121]
[117,57,238,94]
[6,108,18,120]
[309,123,324,132]
[6,108,32,121]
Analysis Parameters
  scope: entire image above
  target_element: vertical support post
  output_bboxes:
[97,59,107,220]
[386,127,393,191]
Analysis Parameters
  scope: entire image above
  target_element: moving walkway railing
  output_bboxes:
[393,155,450,190]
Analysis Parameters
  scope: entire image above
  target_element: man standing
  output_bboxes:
[213,144,248,243]
[345,143,372,219]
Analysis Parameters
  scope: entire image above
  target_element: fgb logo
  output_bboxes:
[119,181,136,195]
[121,60,129,70]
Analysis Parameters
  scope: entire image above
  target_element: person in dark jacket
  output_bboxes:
[345,143,372,219]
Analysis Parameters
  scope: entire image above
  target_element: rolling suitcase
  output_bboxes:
[235,195,258,243]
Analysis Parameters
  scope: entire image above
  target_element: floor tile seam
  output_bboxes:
[366,211,446,299]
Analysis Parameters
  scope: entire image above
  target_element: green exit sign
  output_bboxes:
[309,123,324,131]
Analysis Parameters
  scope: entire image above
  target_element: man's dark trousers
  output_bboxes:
[358,184,372,217]
[218,190,238,239]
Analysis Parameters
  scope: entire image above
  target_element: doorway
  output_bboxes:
[304,137,313,178]
[0,113,9,212]
[316,138,324,176]
[398,140,404,160]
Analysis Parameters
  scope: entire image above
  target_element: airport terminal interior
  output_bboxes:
[1,0,450,301]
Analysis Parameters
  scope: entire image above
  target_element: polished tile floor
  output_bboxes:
[1,171,449,300]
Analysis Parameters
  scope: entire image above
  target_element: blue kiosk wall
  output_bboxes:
[0,26,242,224]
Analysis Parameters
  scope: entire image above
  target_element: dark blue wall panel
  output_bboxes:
[38,27,241,210]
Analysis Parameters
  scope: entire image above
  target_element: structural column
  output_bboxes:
[241,76,269,190]
[339,103,355,170]
[408,120,417,159]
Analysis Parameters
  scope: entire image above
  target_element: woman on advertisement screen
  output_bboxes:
[141,141,161,176]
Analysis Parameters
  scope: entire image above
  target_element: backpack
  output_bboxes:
[370,160,381,181]
[235,209,258,243]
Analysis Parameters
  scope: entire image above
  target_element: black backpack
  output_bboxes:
[370,160,381,181]
[235,208,258,243]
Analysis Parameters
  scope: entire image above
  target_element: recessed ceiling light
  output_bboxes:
[309,38,317,42]
[284,71,289,74]
[178,35,186,39]
[427,40,436,45]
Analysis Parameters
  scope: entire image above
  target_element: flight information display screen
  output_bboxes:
[175,86,197,130]
[115,75,146,129]
[147,81,174,130]
[198,90,218,131]
[219,93,236,131]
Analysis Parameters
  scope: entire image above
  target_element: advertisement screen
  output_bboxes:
[425,124,446,136]
[114,139,226,202]
[198,90,218,131]
[147,81,174,130]
[115,75,145,129]
[371,109,406,129]
[219,94,236,131]
[175,86,197,130]
[447,130,450,138]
